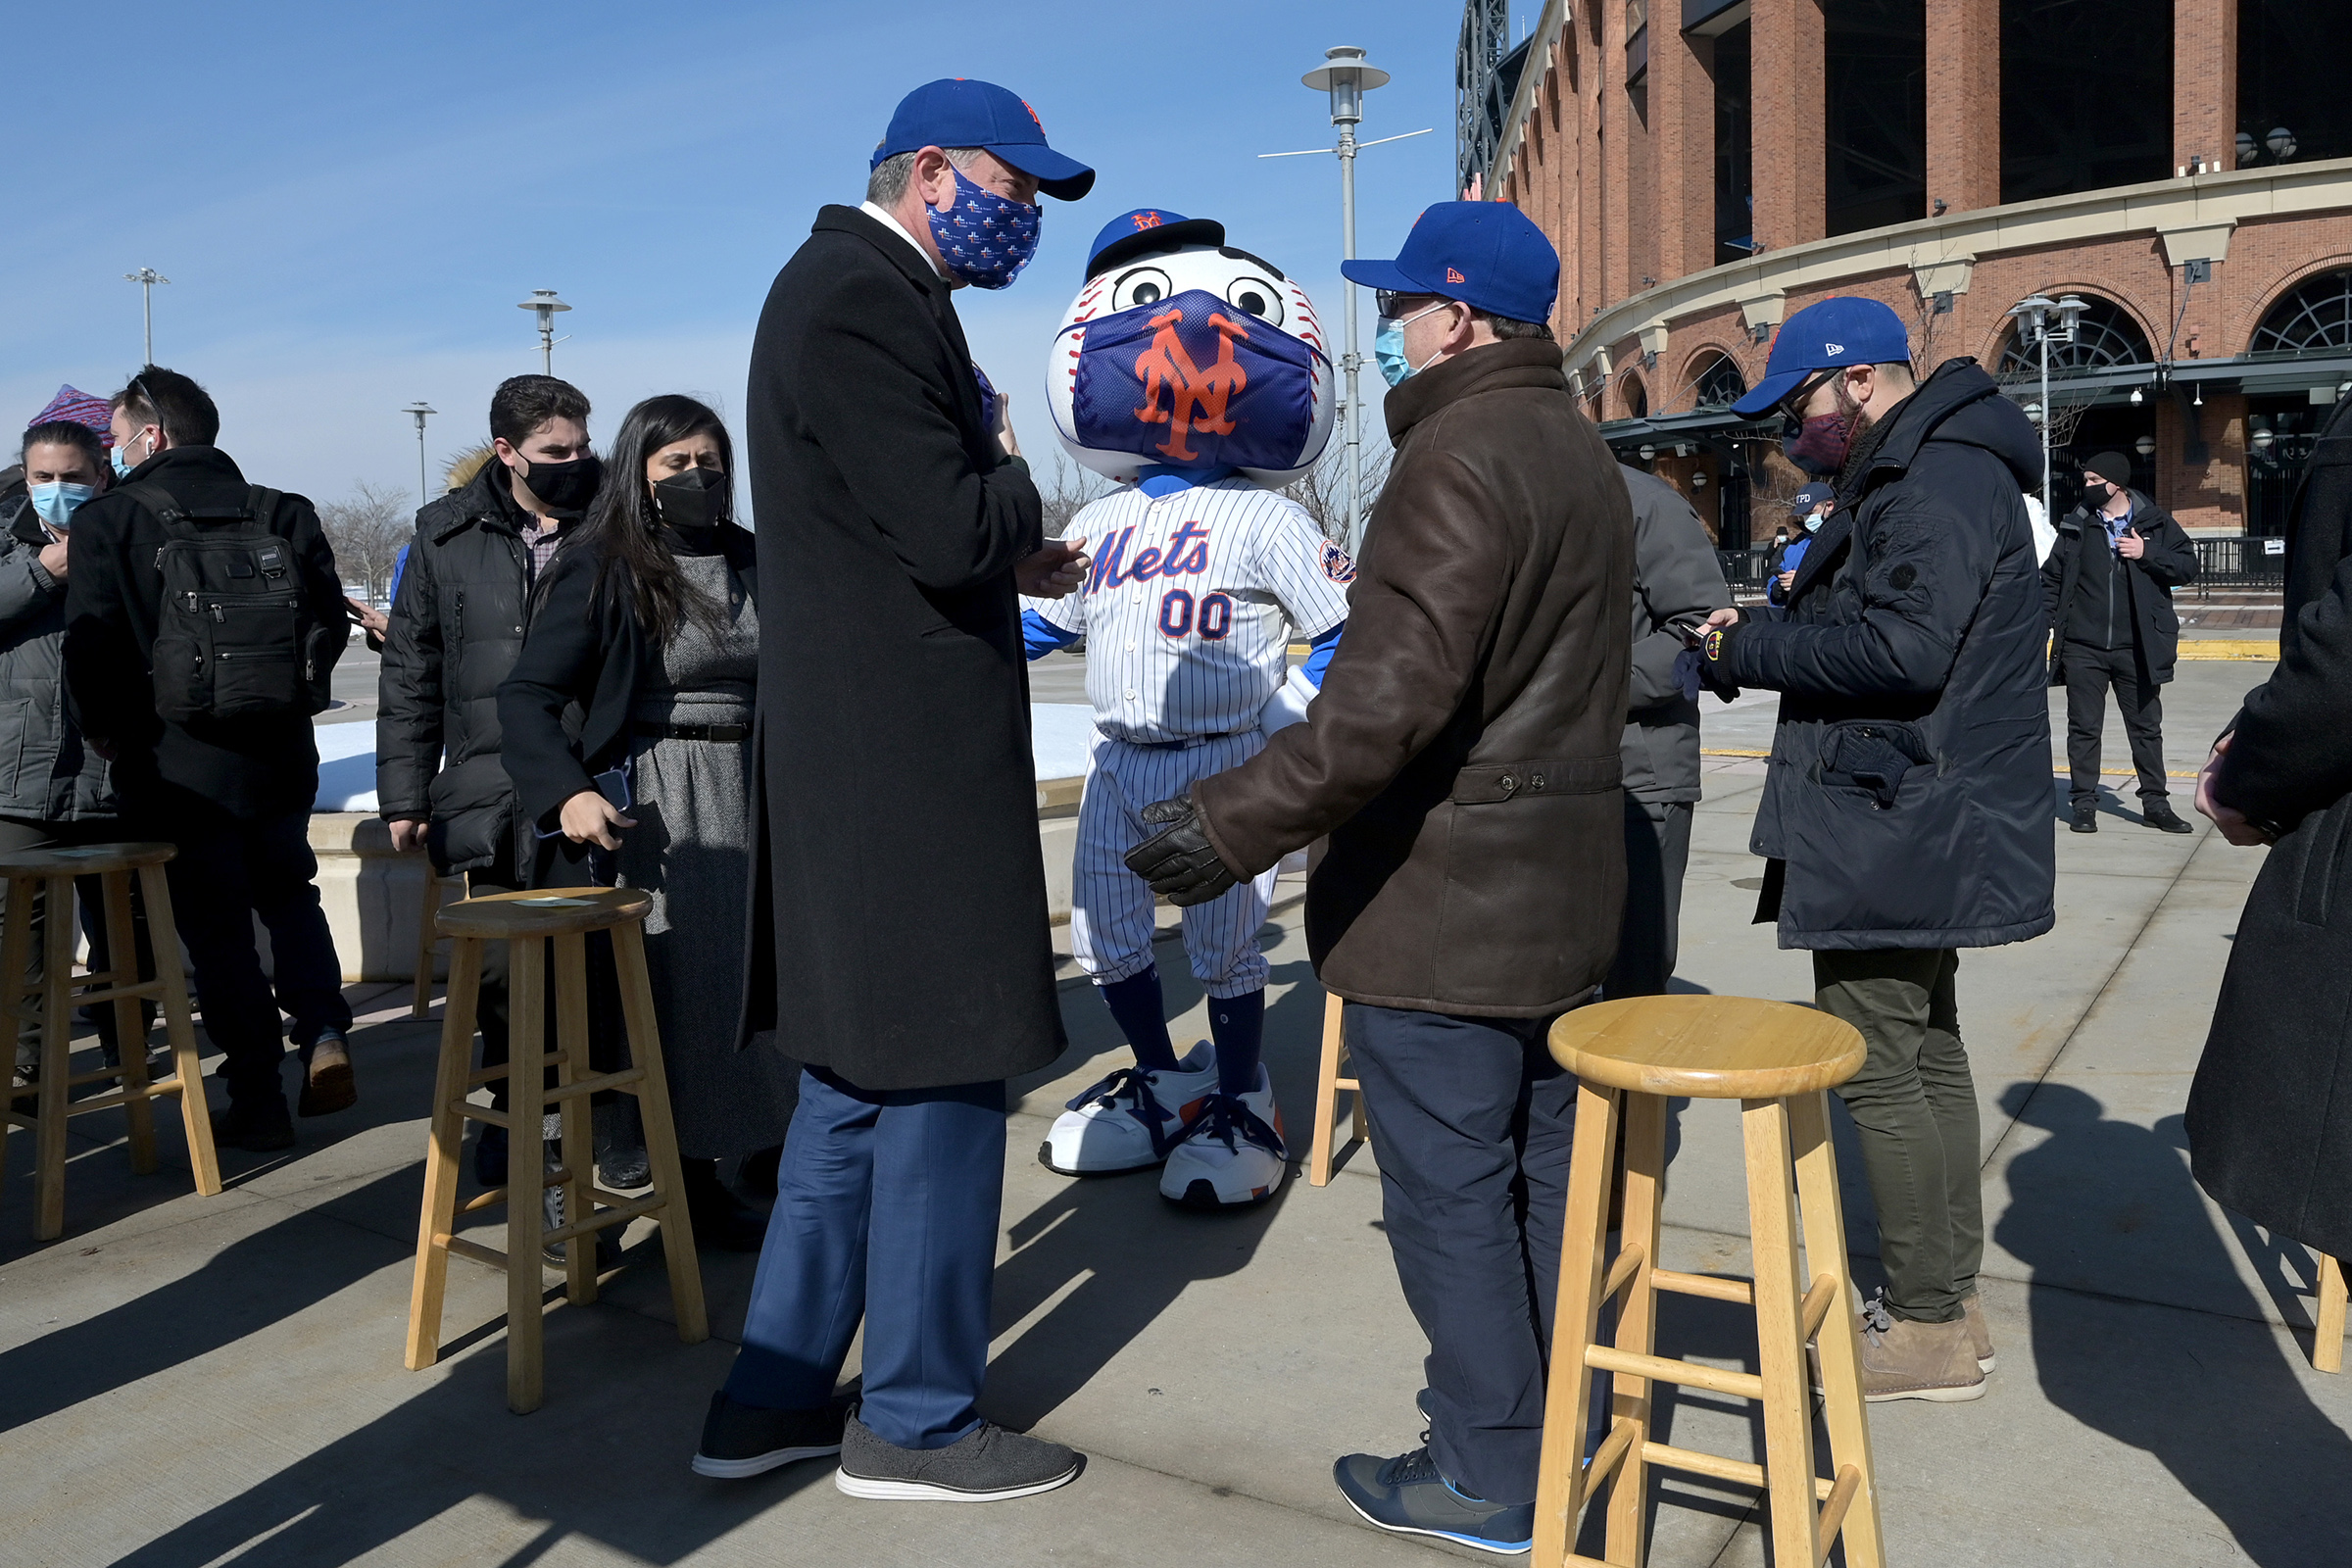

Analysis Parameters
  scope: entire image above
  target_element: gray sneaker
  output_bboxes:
[833,1413,1081,1502]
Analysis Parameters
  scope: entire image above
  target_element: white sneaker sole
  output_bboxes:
[1862,1375,1989,1404]
[1338,1492,1532,1556]
[1037,1139,1165,1177]
[690,1443,841,1479]
[834,1460,1081,1502]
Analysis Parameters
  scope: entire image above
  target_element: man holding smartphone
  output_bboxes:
[2041,450,2199,833]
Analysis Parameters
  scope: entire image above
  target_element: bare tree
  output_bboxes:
[318,478,413,603]
[1283,438,1393,545]
[1037,450,1114,539]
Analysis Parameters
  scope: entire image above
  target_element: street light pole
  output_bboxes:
[516,289,572,375]
[1266,46,1431,554]
[123,268,170,364]
[2007,293,2086,516]
[401,403,437,509]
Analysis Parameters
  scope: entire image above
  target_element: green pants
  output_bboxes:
[1812,948,1981,1324]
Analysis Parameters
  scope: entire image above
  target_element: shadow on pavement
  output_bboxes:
[1994,1082,2352,1564]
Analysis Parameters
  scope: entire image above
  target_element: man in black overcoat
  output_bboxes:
[2189,390,2352,1276]
[692,78,1096,1503]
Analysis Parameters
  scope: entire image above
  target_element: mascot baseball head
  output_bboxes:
[1046,208,1335,488]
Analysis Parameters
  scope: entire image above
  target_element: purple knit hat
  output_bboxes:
[28,385,114,447]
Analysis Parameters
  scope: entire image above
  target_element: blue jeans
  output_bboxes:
[724,1067,1006,1449]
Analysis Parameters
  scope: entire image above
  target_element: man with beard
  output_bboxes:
[1692,297,2054,1402]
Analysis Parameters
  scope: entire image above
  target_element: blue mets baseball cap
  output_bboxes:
[1341,201,1559,326]
[873,78,1096,201]
[1086,208,1226,280]
[1731,297,1914,416]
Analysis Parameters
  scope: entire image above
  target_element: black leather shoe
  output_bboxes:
[2143,800,2194,834]
[211,1097,296,1152]
[691,1391,848,1479]
[2070,803,2099,834]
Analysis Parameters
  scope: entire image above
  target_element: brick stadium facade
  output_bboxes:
[1465,0,2352,542]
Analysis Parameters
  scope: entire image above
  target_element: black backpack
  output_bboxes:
[119,480,334,723]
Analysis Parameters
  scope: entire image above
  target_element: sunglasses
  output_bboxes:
[1776,368,1843,434]
[1376,290,1445,319]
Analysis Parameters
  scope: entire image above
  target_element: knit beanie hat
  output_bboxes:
[2082,450,2133,489]
[27,385,114,447]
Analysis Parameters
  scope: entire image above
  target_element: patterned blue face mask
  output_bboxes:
[925,165,1041,290]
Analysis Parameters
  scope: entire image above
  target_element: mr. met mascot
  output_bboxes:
[1021,208,1353,1209]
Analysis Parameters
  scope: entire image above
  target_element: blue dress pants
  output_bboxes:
[1345,1003,1575,1507]
[724,1067,1006,1450]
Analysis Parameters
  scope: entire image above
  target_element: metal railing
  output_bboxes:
[2190,536,2286,588]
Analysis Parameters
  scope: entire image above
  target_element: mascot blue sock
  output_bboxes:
[1209,989,1267,1099]
[1101,967,1181,1075]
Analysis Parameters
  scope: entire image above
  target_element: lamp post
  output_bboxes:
[517,289,571,374]
[1262,47,1430,553]
[123,268,170,364]
[2007,292,2086,515]
[400,403,437,509]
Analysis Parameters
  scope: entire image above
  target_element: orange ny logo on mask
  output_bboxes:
[1131,306,1250,464]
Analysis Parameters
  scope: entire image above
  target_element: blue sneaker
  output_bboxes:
[1333,1446,1534,1555]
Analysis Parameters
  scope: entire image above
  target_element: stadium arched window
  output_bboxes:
[1622,375,1648,420]
[1995,296,2153,376]
[2250,268,2352,357]
[1691,353,1747,411]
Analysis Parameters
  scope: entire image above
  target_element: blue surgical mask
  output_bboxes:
[925,165,1041,290]
[1803,510,1825,532]
[28,481,95,530]
[111,426,149,479]
[1374,300,1452,388]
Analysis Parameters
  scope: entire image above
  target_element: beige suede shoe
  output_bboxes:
[1855,1298,1987,1403]
[1961,1292,1995,1372]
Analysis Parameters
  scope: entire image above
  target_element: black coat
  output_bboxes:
[2040,489,2198,684]
[496,526,756,885]
[376,463,559,876]
[2185,390,2352,1256]
[63,446,344,820]
[739,203,1061,1091]
[1719,359,2056,949]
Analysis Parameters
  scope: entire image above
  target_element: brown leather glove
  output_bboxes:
[1125,796,1240,906]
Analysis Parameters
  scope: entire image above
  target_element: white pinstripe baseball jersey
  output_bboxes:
[1027,479,1352,744]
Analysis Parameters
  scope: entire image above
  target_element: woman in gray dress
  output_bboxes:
[499,394,790,1250]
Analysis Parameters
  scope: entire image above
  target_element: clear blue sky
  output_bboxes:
[0,1,1538,511]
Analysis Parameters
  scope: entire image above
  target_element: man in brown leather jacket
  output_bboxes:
[1131,202,1633,1553]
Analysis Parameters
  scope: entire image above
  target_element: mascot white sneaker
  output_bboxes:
[1024,208,1353,1208]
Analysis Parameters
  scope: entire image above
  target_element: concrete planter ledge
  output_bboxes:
[309,778,1094,983]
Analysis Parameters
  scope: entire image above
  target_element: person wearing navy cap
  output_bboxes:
[694,78,1094,1501]
[1690,295,2054,1402]
[1769,482,1837,604]
[1128,200,1635,1553]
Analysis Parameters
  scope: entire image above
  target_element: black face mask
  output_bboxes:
[2081,482,2112,509]
[654,466,728,529]
[518,452,603,515]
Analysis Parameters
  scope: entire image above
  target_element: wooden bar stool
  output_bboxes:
[1534,995,1883,1568]
[2315,1252,2347,1374]
[404,886,708,1413]
[1305,991,1369,1186]
[0,842,219,1241]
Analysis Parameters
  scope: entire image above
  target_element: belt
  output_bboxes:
[633,720,750,743]
[1127,728,1249,753]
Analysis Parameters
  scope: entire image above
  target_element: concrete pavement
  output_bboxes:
[3,661,2345,1568]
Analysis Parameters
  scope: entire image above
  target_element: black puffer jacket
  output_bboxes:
[376,462,552,875]
[2041,489,2198,684]
[0,497,117,821]
[1718,358,2055,950]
